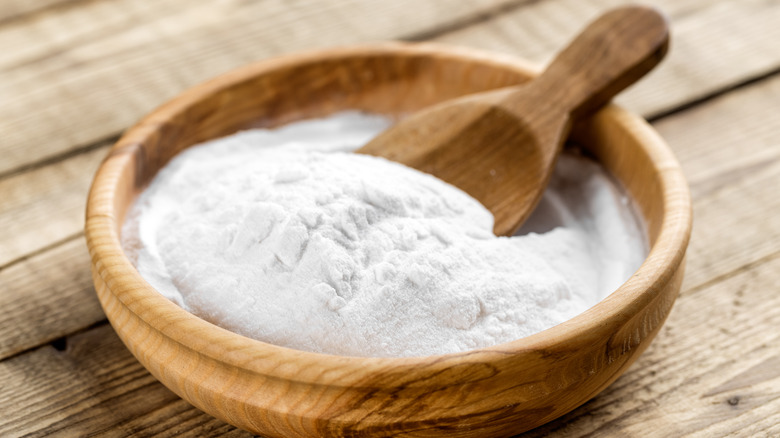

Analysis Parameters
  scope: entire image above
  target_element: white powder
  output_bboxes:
[122,112,646,357]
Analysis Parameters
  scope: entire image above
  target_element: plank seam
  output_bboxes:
[0,231,84,273]
[0,0,91,28]
[0,138,114,183]
[3,4,779,182]
[647,65,780,122]
[400,0,544,41]
[0,318,108,364]
[681,248,780,298]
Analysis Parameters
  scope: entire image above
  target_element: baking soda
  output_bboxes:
[122,112,646,357]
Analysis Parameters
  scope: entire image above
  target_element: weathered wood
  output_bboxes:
[434,0,780,118]
[0,40,763,349]
[4,0,780,179]
[2,235,777,437]
[0,146,107,267]
[3,70,777,437]
[0,0,519,176]
[0,0,73,23]
[0,237,103,361]
[0,0,779,436]
[523,252,780,437]
[0,0,775,270]
[656,72,780,198]
[0,324,251,437]
[653,73,780,292]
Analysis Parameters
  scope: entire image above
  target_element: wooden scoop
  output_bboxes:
[358,6,669,236]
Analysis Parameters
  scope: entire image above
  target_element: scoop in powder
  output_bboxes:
[122,111,646,357]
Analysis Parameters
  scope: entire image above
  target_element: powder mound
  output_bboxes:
[122,112,645,357]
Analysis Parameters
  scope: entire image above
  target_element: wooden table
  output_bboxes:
[1,1,778,436]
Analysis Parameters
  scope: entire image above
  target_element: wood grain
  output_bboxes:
[1,0,779,436]
[0,324,250,437]
[0,39,768,368]
[0,238,103,361]
[434,0,780,118]
[523,251,780,437]
[5,64,778,437]
[654,73,780,292]
[0,0,518,176]
[0,146,106,267]
[3,0,779,179]
[0,0,74,23]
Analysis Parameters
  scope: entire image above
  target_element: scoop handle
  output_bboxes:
[525,5,669,119]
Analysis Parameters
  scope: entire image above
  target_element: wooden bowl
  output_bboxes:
[85,43,692,437]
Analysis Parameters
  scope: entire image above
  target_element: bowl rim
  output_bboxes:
[86,42,692,383]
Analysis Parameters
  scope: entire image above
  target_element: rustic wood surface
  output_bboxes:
[0,0,777,436]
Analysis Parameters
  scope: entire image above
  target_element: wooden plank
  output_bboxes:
[1,25,779,384]
[0,0,73,23]
[0,0,776,277]
[0,0,518,176]
[654,73,780,199]
[0,324,250,437]
[0,111,775,436]
[0,145,106,267]
[683,158,780,293]
[0,1,780,436]
[523,251,780,437]
[433,0,780,118]
[653,73,780,291]
[0,237,103,361]
[5,0,778,178]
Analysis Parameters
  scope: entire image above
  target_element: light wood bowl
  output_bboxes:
[86,43,692,437]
